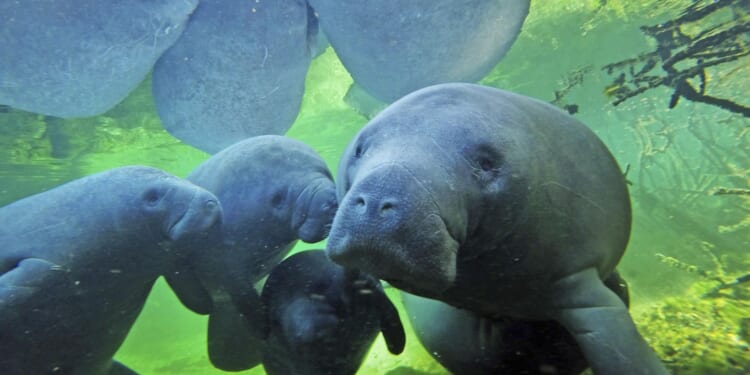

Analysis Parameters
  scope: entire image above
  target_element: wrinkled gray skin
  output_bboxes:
[402,271,631,375]
[0,0,197,118]
[0,166,222,375]
[306,0,529,106]
[184,135,338,371]
[260,250,405,375]
[152,0,324,153]
[327,83,668,375]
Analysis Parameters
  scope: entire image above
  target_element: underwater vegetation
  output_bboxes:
[637,278,750,375]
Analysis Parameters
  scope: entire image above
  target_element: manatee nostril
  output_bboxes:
[205,200,218,211]
[380,201,395,213]
[355,197,366,207]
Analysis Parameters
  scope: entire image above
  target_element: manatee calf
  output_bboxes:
[402,272,631,375]
[0,0,197,118]
[306,0,529,108]
[183,135,338,370]
[260,250,405,375]
[152,0,322,153]
[0,166,222,375]
[327,83,668,375]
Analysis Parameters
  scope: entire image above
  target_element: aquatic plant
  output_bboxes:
[636,280,750,375]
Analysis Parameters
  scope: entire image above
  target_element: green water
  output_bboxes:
[1,1,749,374]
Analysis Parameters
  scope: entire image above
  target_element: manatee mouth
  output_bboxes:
[292,179,337,243]
[320,222,333,238]
[167,209,188,240]
[291,184,319,233]
[166,198,222,242]
[328,211,460,296]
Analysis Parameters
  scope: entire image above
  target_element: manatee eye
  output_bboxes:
[478,157,495,171]
[271,190,285,208]
[354,144,363,158]
[142,188,163,206]
[467,144,506,185]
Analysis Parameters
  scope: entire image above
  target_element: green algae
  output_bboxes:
[637,281,750,374]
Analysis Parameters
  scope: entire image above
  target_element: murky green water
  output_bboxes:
[1,1,748,374]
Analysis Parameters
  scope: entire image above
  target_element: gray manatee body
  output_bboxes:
[402,271,631,375]
[184,135,338,370]
[306,0,529,106]
[327,83,668,375]
[152,0,321,153]
[0,166,222,375]
[0,0,197,118]
[261,250,405,375]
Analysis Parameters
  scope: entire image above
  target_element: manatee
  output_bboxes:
[152,0,321,153]
[402,271,631,375]
[0,166,222,375]
[260,250,405,375]
[326,83,668,375]
[183,135,338,370]
[306,0,529,108]
[0,0,197,118]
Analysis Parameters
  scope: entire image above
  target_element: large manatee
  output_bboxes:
[183,135,338,370]
[326,83,668,375]
[0,0,197,118]
[152,0,321,153]
[306,0,529,107]
[261,250,405,375]
[0,166,222,375]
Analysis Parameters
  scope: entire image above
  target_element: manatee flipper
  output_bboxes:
[341,268,405,354]
[552,268,668,375]
[306,2,329,58]
[371,285,406,354]
[207,291,265,371]
[1,258,65,313]
[604,269,630,307]
[164,268,213,315]
[344,83,388,119]
[108,360,139,375]
[0,258,62,286]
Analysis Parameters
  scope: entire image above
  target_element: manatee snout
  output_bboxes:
[295,178,338,243]
[327,163,458,293]
[168,188,223,242]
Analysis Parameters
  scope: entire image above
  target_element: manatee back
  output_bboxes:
[152,1,312,153]
[0,0,198,117]
[484,86,632,284]
[307,0,530,103]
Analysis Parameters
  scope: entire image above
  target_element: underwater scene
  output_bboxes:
[1,0,749,374]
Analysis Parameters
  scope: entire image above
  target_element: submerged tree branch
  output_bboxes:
[603,0,750,117]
